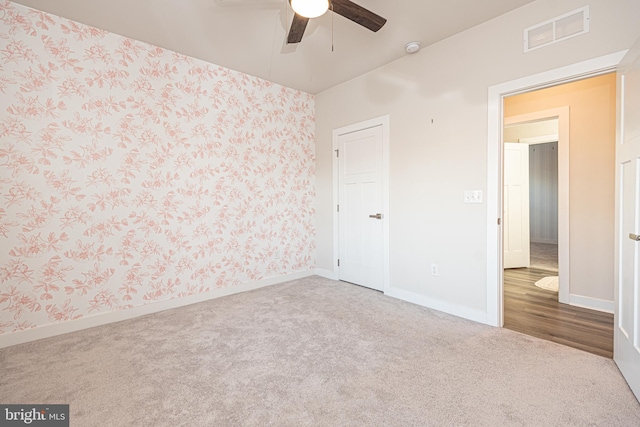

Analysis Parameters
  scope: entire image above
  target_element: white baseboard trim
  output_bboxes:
[384,286,488,324]
[315,268,338,280]
[0,269,315,349]
[569,294,614,314]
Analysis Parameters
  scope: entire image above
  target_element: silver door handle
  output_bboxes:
[369,213,383,219]
[630,233,640,241]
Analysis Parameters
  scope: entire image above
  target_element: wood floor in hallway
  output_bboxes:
[503,267,614,358]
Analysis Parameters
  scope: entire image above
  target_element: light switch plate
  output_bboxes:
[464,190,483,204]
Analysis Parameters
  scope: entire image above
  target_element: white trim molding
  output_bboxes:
[518,134,559,144]
[314,268,338,280]
[505,107,570,305]
[486,51,627,327]
[569,294,614,314]
[385,286,488,324]
[0,270,315,349]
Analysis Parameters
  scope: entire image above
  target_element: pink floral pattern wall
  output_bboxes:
[0,1,315,335]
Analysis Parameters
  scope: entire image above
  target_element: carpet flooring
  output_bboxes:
[1,276,639,426]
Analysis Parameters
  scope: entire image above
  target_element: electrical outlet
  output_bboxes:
[275,250,281,259]
[431,263,439,277]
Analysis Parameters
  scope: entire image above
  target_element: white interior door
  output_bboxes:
[614,38,640,401]
[504,142,531,269]
[338,126,384,291]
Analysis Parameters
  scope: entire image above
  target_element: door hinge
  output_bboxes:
[335,149,339,157]
[498,218,501,225]
[337,259,340,267]
[337,204,339,212]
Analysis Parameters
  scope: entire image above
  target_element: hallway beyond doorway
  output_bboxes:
[530,242,558,271]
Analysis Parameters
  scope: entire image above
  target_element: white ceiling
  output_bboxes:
[9,0,535,94]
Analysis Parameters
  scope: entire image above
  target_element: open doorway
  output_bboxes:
[527,140,559,272]
[506,118,560,268]
[500,73,616,358]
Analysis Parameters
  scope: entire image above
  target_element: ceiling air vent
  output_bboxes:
[524,6,590,53]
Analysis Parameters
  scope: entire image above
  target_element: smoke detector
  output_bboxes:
[405,41,421,54]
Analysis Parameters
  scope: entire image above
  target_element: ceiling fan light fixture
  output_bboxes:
[290,0,329,19]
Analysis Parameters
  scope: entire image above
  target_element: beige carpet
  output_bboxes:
[1,276,639,426]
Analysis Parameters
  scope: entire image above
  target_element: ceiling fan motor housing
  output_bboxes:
[287,0,387,44]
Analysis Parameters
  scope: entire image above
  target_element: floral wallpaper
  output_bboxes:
[0,1,316,335]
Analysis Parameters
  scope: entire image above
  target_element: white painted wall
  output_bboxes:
[504,120,558,143]
[315,0,640,320]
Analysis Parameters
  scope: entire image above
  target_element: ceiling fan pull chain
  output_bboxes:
[331,2,334,52]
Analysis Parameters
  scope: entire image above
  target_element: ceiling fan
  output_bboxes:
[287,0,387,44]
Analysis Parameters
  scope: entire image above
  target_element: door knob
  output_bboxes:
[629,233,640,241]
[369,213,383,219]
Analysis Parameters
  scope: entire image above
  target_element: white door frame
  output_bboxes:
[332,115,390,292]
[486,51,627,327]
[505,108,570,304]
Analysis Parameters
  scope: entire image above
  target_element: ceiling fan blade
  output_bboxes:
[287,13,309,44]
[331,0,387,32]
